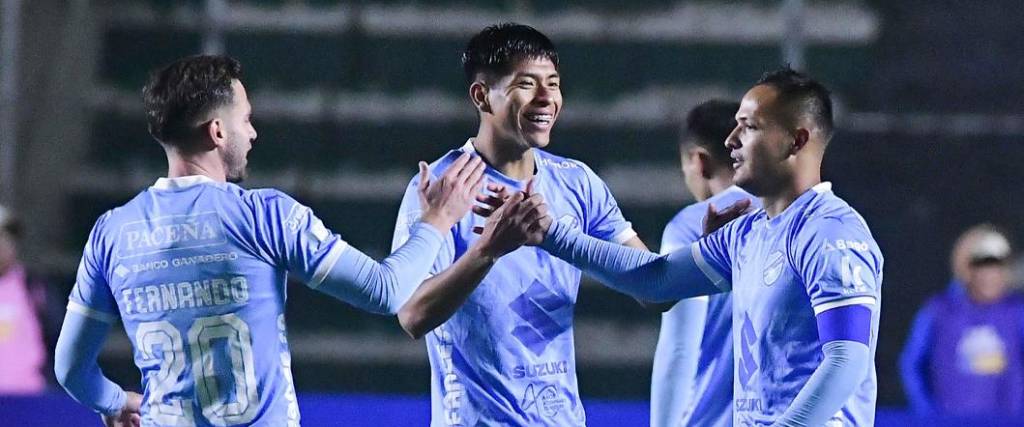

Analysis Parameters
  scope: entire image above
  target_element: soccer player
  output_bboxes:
[391,23,646,425]
[52,55,498,426]
[651,100,755,427]
[505,68,884,426]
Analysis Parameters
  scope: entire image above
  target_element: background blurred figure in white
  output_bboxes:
[0,204,51,395]
[650,99,754,427]
[901,225,1024,416]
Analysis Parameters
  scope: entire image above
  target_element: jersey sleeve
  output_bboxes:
[579,163,636,244]
[792,215,883,315]
[67,213,119,324]
[250,190,350,287]
[692,217,740,292]
[392,172,456,275]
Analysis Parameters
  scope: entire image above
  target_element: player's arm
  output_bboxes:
[309,155,485,315]
[772,307,872,427]
[620,237,681,312]
[651,296,708,427]
[898,302,938,415]
[54,310,141,424]
[539,219,723,301]
[650,219,710,427]
[56,216,142,425]
[773,218,882,427]
[397,190,543,339]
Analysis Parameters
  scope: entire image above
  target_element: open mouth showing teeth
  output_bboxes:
[526,114,553,124]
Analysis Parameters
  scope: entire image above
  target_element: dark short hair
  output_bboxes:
[756,67,834,141]
[143,55,243,147]
[462,23,559,84]
[682,99,740,167]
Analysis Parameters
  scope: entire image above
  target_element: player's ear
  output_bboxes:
[205,118,225,147]
[694,148,713,179]
[470,81,491,114]
[791,128,810,155]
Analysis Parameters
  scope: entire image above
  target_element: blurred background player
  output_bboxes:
[900,225,1024,416]
[519,68,883,426]
[650,99,754,427]
[0,203,57,395]
[52,54,495,426]
[392,23,645,426]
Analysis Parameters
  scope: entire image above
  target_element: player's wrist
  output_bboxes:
[469,243,501,264]
[420,210,455,232]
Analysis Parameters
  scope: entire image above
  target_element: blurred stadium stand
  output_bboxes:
[5,0,1024,413]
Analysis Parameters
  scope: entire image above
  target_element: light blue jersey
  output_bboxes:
[652,186,755,427]
[393,140,636,426]
[68,176,360,426]
[694,182,883,426]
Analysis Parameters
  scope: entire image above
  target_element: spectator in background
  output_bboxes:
[0,204,51,394]
[900,225,1024,416]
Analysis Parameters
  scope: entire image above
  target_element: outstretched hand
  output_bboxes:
[702,198,752,236]
[471,180,551,257]
[102,391,142,427]
[418,153,486,231]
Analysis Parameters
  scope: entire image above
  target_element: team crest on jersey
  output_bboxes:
[762,251,785,286]
[521,383,567,418]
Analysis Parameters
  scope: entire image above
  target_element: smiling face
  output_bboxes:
[725,84,797,196]
[480,57,562,150]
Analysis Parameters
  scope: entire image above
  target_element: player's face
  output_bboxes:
[486,57,561,150]
[966,263,1010,304]
[681,144,711,201]
[725,85,794,196]
[220,79,257,183]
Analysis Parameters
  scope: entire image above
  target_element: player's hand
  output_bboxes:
[101,391,142,427]
[702,198,752,236]
[471,183,512,218]
[472,185,550,257]
[419,153,486,231]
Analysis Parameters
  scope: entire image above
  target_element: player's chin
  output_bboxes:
[524,132,552,149]
[227,167,248,183]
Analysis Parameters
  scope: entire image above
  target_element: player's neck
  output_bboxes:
[471,134,535,181]
[165,151,227,182]
[760,171,821,218]
[707,173,735,197]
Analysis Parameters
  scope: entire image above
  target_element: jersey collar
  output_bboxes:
[152,175,221,191]
[461,138,541,189]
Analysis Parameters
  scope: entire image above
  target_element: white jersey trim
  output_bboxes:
[67,300,117,323]
[152,175,219,190]
[308,240,349,289]
[811,181,833,194]
[612,227,638,244]
[813,296,876,315]
[691,242,730,292]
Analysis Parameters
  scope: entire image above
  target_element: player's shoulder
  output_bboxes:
[422,145,474,178]
[240,187,306,216]
[797,183,873,237]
